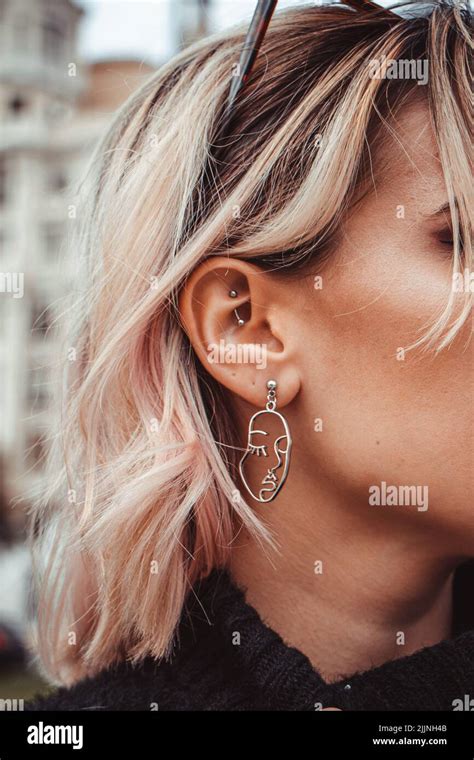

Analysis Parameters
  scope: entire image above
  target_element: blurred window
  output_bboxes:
[7,95,28,118]
[42,16,64,61]
[30,300,52,338]
[42,222,63,259]
[48,167,68,193]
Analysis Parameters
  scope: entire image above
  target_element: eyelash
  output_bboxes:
[249,444,268,457]
[439,229,454,247]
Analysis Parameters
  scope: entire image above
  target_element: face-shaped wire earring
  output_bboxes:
[239,379,292,503]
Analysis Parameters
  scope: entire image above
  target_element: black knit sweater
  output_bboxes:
[26,562,474,711]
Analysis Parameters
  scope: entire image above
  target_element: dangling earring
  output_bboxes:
[239,379,292,503]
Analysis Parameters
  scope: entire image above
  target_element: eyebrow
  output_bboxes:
[425,201,451,219]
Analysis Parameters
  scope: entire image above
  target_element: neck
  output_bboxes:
[229,472,460,683]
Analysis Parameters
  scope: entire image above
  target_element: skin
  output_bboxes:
[179,101,473,684]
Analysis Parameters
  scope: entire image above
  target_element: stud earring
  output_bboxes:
[238,379,292,503]
[229,289,245,326]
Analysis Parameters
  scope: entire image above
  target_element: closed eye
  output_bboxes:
[438,227,453,247]
[249,444,268,457]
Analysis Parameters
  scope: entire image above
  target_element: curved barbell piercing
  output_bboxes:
[229,289,245,326]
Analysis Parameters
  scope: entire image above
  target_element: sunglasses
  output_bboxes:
[220,0,399,135]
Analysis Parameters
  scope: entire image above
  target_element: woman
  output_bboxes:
[26,0,473,711]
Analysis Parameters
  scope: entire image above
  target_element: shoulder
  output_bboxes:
[25,570,262,711]
[25,657,180,712]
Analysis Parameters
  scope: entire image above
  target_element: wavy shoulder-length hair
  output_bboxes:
[30,1,472,684]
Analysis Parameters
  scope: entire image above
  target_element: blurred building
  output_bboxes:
[0,0,212,517]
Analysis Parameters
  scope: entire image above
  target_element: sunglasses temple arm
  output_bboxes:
[221,0,278,130]
[218,0,397,139]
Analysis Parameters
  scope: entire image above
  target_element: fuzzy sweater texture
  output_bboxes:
[26,562,474,711]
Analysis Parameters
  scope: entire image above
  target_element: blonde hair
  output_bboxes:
[30,1,472,685]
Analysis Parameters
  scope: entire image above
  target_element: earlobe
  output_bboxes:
[178,256,301,409]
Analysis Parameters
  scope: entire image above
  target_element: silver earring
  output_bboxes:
[238,379,292,503]
[229,289,245,326]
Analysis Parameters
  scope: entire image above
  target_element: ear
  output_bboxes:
[178,256,301,408]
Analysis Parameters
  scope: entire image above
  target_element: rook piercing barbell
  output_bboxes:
[229,289,245,326]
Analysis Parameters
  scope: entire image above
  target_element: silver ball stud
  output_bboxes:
[267,379,277,390]
[229,289,238,298]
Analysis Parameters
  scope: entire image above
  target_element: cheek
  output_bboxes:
[296,235,472,516]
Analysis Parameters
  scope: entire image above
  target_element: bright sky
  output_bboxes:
[76,1,336,63]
